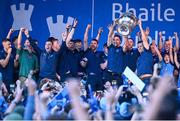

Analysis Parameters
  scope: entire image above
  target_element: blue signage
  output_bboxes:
[0,0,179,50]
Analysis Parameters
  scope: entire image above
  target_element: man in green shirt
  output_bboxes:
[17,28,39,84]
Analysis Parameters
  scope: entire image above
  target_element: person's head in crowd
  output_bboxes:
[119,102,133,119]
[164,39,170,52]
[128,38,134,50]
[147,76,161,98]
[113,34,121,47]
[90,39,98,51]
[46,112,68,120]
[164,53,170,64]
[12,105,25,118]
[104,81,111,91]
[67,39,75,51]
[155,89,179,120]
[103,43,108,55]
[4,113,23,120]
[12,36,18,48]
[49,37,60,52]
[24,39,33,52]
[150,42,156,55]
[137,40,144,53]
[74,39,82,50]
[45,39,53,53]
[2,38,11,51]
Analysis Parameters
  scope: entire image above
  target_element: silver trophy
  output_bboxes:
[115,12,138,36]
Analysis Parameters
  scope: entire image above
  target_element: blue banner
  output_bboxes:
[0,0,179,50]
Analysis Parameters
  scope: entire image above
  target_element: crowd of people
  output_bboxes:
[0,18,180,120]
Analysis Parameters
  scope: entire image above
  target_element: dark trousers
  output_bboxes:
[87,74,103,92]
[141,77,151,93]
[3,80,14,93]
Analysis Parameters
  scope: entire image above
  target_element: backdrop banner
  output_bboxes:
[0,0,179,49]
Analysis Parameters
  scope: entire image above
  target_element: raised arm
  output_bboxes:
[0,48,12,68]
[105,87,115,121]
[174,32,179,51]
[5,80,23,114]
[62,24,71,42]
[158,32,163,51]
[107,23,115,47]
[24,29,42,55]
[24,78,37,120]
[144,27,150,39]
[66,18,78,46]
[95,27,103,41]
[169,38,174,64]
[174,48,180,69]
[17,28,25,49]
[6,28,14,39]
[122,36,129,52]
[138,20,149,50]
[84,24,91,51]
[154,43,163,62]
[67,79,89,120]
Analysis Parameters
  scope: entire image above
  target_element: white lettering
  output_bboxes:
[112,3,123,21]
[158,3,163,21]
[112,3,175,22]
[164,8,175,21]
[150,3,155,21]
[126,3,136,16]
[139,8,148,21]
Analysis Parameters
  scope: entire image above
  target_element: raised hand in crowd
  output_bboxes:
[174,32,179,51]
[107,22,115,47]
[84,24,91,51]
[24,28,30,38]
[6,28,14,39]
[153,42,163,61]
[96,27,103,41]
[138,20,149,50]
[145,27,150,37]
[17,27,25,49]
[158,31,163,52]
[61,24,71,42]
[67,78,89,120]
[143,74,177,120]
[5,80,23,114]
[73,18,78,28]
[24,78,37,120]
[66,18,78,47]
[104,86,116,121]
[169,37,174,63]
[173,47,180,69]
[129,85,143,104]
